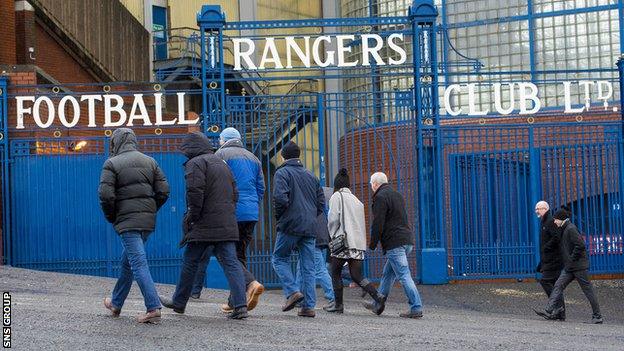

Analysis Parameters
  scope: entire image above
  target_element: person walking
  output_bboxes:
[271,141,325,318]
[159,132,248,319]
[323,169,386,314]
[534,201,565,320]
[99,128,170,324]
[535,208,603,324]
[191,127,265,313]
[364,172,423,318]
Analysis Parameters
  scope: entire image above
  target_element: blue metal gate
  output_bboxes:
[2,0,624,286]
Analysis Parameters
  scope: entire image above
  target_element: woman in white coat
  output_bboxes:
[323,169,386,314]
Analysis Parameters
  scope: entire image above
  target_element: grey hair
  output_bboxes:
[535,201,550,210]
[370,172,388,185]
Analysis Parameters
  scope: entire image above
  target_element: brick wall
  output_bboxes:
[0,0,16,64]
[15,5,35,65]
[34,21,97,84]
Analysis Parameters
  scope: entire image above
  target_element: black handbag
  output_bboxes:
[329,192,349,255]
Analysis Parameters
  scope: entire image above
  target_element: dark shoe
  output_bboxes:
[282,291,304,312]
[360,288,368,298]
[159,296,185,314]
[551,307,565,321]
[362,299,385,316]
[190,293,201,299]
[363,295,386,315]
[399,310,423,319]
[298,308,315,317]
[323,301,344,313]
[533,308,557,320]
[246,281,265,311]
[591,316,604,324]
[137,309,161,324]
[227,307,249,320]
[362,283,386,315]
[103,298,121,317]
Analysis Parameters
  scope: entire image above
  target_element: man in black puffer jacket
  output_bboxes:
[159,132,248,319]
[534,201,565,320]
[98,128,169,324]
[535,208,603,324]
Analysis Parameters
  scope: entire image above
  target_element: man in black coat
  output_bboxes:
[534,201,565,320]
[535,208,603,324]
[365,172,422,318]
[99,128,169,324]
[271,141,325,318]
[159,132,248,319]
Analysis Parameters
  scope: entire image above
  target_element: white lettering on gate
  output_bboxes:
[58,96,80,128]
[12,80,618,129]
[33,96,55,128]
[14,92,189,129]
[103,95,127,127]
[232,34,407,70]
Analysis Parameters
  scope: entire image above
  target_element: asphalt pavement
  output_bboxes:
[1,266,622,350]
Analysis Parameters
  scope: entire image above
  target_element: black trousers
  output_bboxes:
[192,221,258,295]
[547,269,601,317]
[539,269,565,313]
[236,221,257,268]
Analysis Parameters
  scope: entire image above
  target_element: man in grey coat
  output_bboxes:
[99,128,170,324]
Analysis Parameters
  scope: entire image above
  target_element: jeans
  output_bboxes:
[272,233,316,309]
[296,247,335,302]
[171,241,246,309]
[110,231,161,311]
[539,269,565,314]
[547,269,601,317]
[377,245,423,312]
[192,221,257,296]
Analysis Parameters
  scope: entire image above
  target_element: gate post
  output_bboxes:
[197,6,226,141]
[317,93,327,186]
[0,76,9,265]
[528,127,542,275]
[410,0,448,284]
[616,56,624,249]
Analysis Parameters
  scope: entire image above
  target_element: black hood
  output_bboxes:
[180,132,213,159]
[110,128,138,156]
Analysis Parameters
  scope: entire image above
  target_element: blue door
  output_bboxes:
[153,6,168,60]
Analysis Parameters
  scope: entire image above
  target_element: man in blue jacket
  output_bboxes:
[191,127,266,313]
[272,141,325,317]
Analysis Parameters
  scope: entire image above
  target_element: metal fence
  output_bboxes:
[1,1,624,287]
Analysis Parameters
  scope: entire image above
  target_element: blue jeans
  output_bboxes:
[296,247,334,301]
[377,245,423,312]
[271,233,316,309]
[171,241,246,309]
[110,231,161,311]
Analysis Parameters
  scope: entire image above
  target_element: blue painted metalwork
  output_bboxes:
[527,0,537,84]
[0,76,9,265]
[2,1,624,286]
[444,4,618,29]
[410,0,448,284]
[619,0,624,53]
[197,5,226,137]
